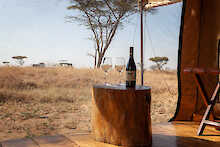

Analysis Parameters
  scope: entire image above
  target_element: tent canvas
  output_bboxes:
[140,0,182,9]
[140,0,220,121]
[141,0,220,121]
[171,0,220,121]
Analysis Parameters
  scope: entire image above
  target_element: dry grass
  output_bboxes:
[0,66,178,141]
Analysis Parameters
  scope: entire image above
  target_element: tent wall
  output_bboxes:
[172,0,220,121]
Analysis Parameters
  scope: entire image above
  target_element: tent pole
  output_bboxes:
[140,0,144,86]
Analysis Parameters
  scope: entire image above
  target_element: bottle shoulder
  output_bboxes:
[126,58,136,70]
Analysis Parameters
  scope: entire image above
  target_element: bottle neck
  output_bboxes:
[130,47,134,57]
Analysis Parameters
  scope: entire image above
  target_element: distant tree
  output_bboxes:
[2,61,10,66]
[149,56,169,70]
[12,56,28,66]
[66,0,139,68]
[58,60,73,67]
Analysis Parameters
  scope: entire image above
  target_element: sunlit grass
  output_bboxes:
[0,66,178,141]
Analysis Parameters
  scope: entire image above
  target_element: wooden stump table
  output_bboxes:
[92,84,152,147]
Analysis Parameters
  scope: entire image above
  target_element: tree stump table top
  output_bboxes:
[93,84,151,91]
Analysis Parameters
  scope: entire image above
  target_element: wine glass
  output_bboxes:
[115,57,125,84]
[101,57,112,84]
[115,57,125,74]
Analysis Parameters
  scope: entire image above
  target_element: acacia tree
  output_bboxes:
[12,56,28,66]
[149,56,169,70]
[67,0,138,68]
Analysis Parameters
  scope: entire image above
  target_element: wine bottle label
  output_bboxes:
[126,71,136,81]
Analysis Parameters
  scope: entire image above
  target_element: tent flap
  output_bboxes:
[173,0,220,121]
[143,0,182,9]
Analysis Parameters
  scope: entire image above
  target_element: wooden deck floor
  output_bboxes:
[1,121,220,147]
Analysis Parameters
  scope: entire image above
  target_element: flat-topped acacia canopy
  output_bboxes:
[2,61,10,64]
[12,56,28,60]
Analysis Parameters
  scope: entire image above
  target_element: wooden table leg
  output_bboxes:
[193,74,215,120]
[197,82,220,135]
[193,74,209,106]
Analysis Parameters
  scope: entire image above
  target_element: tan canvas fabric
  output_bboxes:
[174,0,202,121]
[142,0,182,9]
[174,0,220,121]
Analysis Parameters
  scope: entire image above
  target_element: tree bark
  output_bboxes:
[94,49,97,68]
[92,85,152,146]
[97,53,103,68]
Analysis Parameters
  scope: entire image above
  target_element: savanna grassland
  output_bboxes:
[0,67,178,141]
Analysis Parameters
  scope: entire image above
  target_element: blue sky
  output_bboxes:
[0,0,182,69]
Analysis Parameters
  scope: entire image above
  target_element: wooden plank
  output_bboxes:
[204,120,220,127]
[1,122,220,147]
[32,135,76,147]
[1,138,38,147]
[67,122,220,147]
[66,134,117,147]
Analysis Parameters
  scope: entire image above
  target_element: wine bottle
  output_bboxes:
[126,47,136,88]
